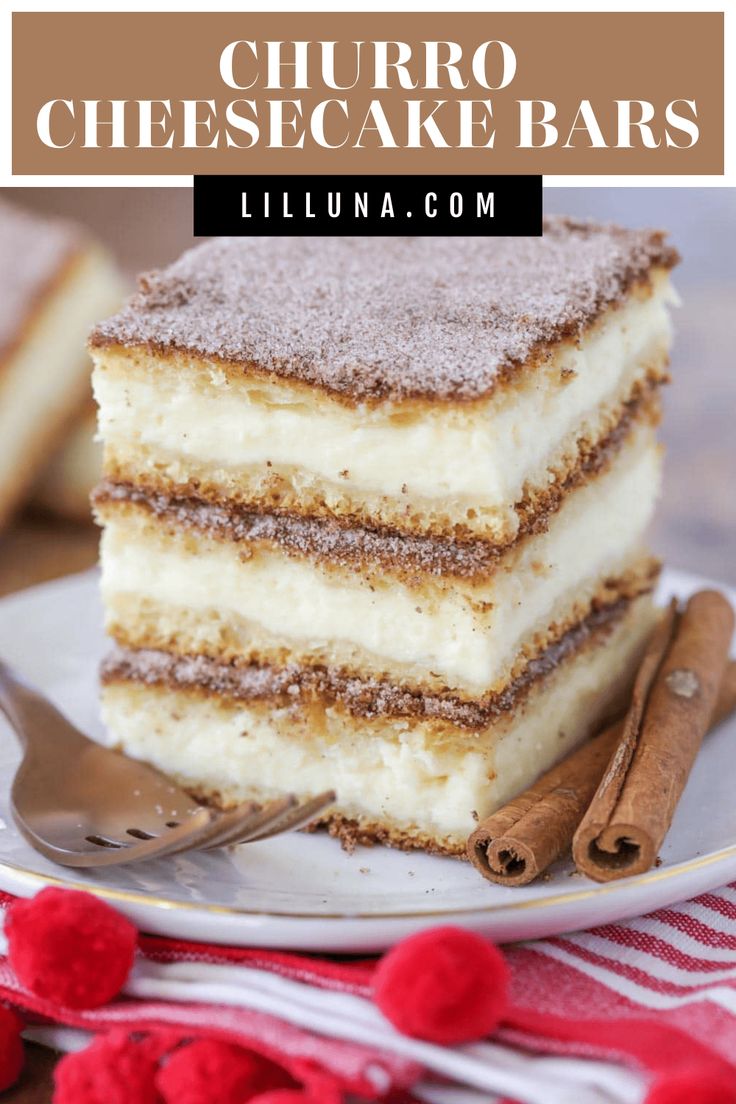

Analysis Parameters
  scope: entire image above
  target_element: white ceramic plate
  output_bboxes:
[0,568,733,951]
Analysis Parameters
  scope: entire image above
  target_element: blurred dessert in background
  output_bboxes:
[0,199,122,531]
[30,407,102,523]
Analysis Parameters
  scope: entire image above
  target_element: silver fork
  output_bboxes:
[0,661,335,868]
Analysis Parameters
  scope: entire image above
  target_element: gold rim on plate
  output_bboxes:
[0,841,734,923]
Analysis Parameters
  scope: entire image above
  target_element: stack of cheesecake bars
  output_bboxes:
[91,220,678,857]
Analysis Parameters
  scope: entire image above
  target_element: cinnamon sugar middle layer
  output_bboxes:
[101,594,647,731]
[93,386,659,581]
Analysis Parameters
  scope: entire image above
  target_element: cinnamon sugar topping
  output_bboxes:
[90,217,677,403]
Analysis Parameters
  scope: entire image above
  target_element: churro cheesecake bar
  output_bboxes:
[92,222,677,855]
[0,199,122,530]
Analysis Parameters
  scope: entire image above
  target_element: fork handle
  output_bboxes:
[0,660,80,756]
[0,662,33,748]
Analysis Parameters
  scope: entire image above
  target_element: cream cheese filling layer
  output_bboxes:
[101,595,654,851]
[92,274,674,539]
[99,430,661,695]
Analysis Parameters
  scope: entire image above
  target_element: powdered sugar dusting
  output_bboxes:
[0,199,82,361]
[91,217,677,402]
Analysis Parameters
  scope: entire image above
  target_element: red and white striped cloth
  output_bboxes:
[1,886,736,1101]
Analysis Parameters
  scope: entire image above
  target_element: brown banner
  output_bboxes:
[12,12,723,175]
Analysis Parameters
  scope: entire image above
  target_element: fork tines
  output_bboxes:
[198,790,337,853]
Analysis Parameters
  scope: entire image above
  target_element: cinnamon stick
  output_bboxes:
[573,590,735,882]
[467,654,736,887]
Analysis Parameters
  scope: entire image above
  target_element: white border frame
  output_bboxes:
[0,0,732,188]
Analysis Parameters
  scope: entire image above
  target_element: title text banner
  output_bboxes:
[12,12,724,176]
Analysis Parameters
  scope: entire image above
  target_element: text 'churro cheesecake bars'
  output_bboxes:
[0,199,122,530]
[91,220,678,856]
